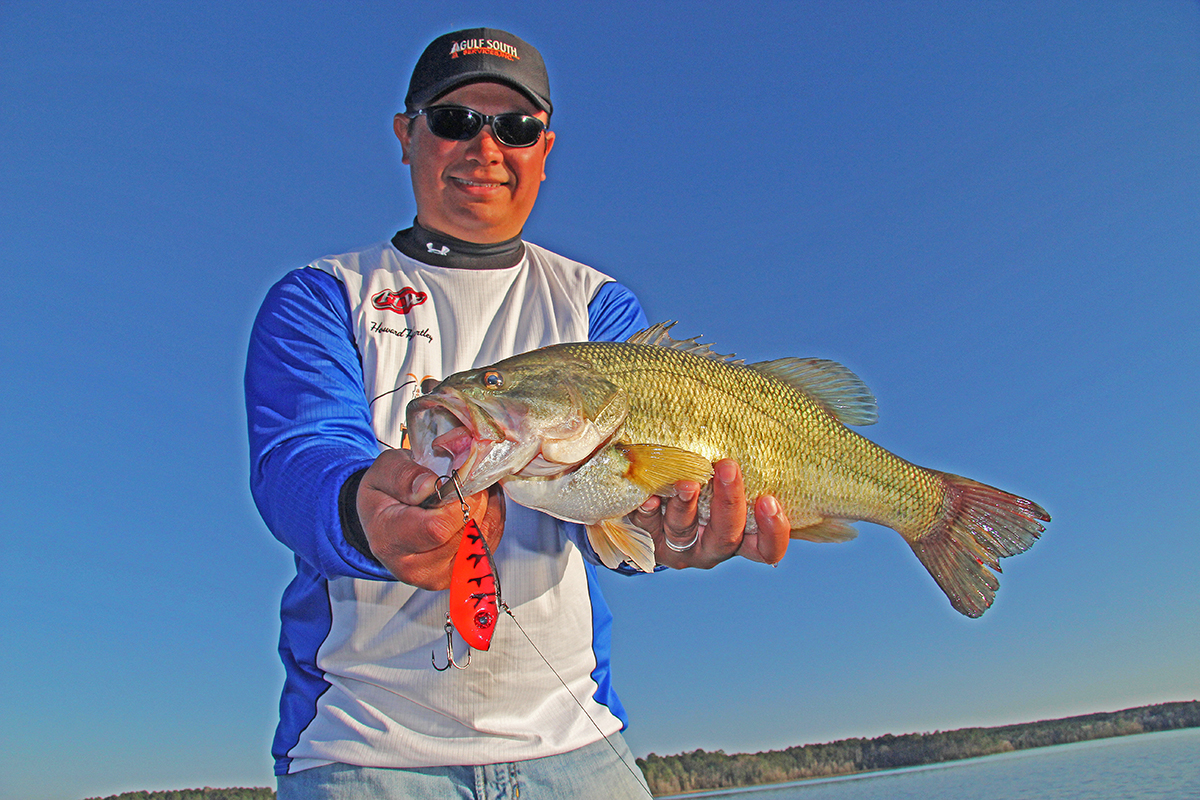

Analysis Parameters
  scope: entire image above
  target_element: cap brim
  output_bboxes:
[407,73,552,115]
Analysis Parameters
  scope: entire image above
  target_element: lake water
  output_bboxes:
[658,727,1200,800]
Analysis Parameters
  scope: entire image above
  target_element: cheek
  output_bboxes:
[408,134,457,187]
[409,152,459,208]
[511,153,549,193]
[411,158,440,191]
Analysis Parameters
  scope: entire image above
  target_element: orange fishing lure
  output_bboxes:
[448,518,500,650]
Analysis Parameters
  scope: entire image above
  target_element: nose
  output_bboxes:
[464,125,504,163]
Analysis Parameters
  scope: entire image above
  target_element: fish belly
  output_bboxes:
[501,445,649,525]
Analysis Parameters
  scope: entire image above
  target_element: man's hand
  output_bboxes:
[629,459,790,569]
[356,448,505,590]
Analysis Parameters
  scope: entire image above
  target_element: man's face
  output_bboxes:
[395,82,555,244]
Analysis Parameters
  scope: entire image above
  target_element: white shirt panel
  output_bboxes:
[290,240,621,769]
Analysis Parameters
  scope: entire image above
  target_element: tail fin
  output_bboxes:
[909,473,1049,618]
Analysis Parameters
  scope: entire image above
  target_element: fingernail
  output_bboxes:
[676,483,697,502]
[715,460,738,485]
[760,495,781,518]
[412,472,435,498]
[639,497,659,513]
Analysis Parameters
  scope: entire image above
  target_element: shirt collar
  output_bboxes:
[391,219,526,270]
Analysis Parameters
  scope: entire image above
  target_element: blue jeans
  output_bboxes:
[276,734,652,799]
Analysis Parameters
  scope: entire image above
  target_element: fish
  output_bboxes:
[405,322,1049,618]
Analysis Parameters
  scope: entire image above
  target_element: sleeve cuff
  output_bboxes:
[338,467,379,565]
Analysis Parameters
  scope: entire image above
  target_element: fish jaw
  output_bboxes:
[405,390,540,497]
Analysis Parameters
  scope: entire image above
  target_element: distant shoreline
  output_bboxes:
[654,727,1200,799]
[636,700,1200,797]
[79,701,1200,800]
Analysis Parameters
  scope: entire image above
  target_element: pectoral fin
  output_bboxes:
[586,517,657,573]
[617,443,714,494]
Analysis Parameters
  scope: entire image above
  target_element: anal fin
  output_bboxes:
[791,519,859,543]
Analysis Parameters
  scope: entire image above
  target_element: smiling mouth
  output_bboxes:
[451,177,506,189]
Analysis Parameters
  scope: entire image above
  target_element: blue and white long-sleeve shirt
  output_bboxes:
[245,230,647,775]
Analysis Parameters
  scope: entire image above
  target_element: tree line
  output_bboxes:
[84,788,273,800]
[80,701,1198,799]
[636,700,1200,796]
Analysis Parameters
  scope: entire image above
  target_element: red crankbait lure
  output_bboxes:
[433,471,504,671]
[448,518,500,650]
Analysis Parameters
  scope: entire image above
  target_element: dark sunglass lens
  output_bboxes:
[492,115,544,147]
[426,107,481,140]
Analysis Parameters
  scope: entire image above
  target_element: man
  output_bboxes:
[246,28,791,799]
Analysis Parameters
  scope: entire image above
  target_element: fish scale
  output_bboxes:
[563,340,945,537]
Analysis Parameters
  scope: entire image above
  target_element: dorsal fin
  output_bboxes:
[626,321,744,365]
[750,358,879,426]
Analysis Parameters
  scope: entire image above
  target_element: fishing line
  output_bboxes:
[503,608,654,799]
[434,471,653,796]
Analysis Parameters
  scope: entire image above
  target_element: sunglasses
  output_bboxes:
[416,105,547,148]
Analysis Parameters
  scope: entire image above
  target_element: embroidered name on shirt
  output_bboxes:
[371,287,427,314]
[369,321,433,342]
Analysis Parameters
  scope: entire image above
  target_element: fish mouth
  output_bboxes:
[405,390,536,500]
[406,391,495,477]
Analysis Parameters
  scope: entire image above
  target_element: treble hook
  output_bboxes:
[421,468,473,512]
[432,471,475,672]
[432,614,472,671]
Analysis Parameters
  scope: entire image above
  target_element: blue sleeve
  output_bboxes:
[588,281,647,343]
[245,267,394,581]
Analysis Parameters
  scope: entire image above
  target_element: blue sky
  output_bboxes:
[2,2,1197,799]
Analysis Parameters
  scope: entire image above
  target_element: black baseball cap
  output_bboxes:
[405,28,552,116]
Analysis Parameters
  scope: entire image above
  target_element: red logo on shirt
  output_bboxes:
[372,287,427,314]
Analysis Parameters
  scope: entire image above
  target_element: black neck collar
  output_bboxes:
[391,220,525,270]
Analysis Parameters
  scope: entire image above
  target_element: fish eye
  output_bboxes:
[482,370,504,390]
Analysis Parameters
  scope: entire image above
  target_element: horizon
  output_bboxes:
[639,698,1200,756]
[77,700,1200,799]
